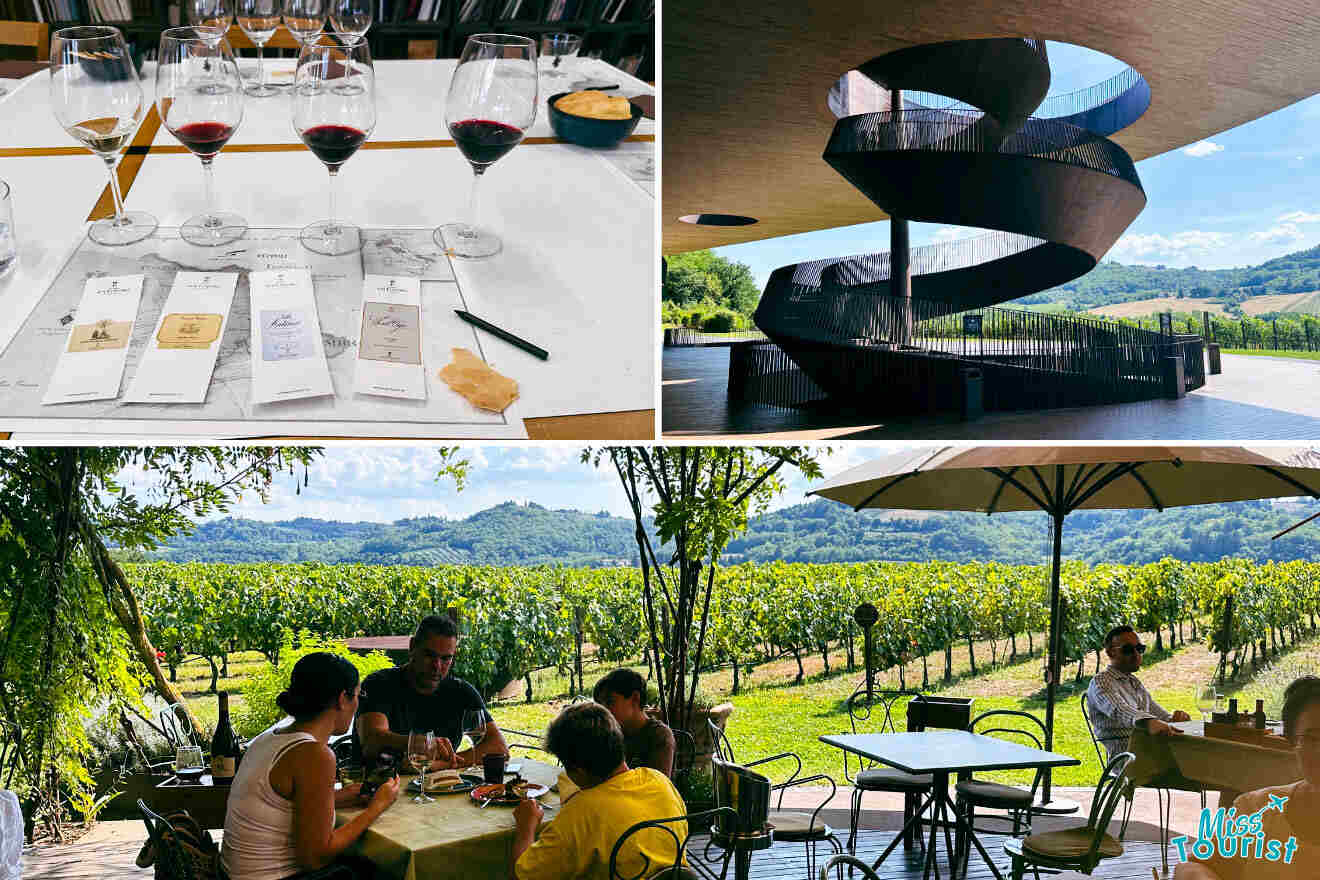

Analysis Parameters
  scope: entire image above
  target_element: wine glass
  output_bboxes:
[175,744,205,781]
[282,0,326,45]
[539,32,581,82]
[436,33,537,259]
[157,27,247,246]
[236,0,281,97]
[293,33,375,255]
[407,730,434,803]
[462,709,487,753]
[329,0,372,38]
[49,26,159,246]
[1195,685,1217,723]
[187,0,234,36]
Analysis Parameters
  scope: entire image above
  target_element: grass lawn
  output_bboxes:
[169,625,1320,790]
[1221,348,1320,361]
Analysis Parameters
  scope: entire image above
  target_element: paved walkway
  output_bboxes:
[662,348,1320,440]
[23,788,1211,880]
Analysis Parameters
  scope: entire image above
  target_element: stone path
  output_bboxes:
[662,348,1320,440]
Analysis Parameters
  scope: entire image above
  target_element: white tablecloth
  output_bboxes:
[0,57,654,439]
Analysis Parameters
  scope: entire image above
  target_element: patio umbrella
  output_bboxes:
[808,445,1320,803]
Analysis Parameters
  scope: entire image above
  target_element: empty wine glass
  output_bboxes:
[236,0,281,97]
[293,32,375,255]
[408,730,434,803]
[436,34,537,259]
[539,32,581,81]
[157,27,247,246]
[282,0,326,45]
[49,26,158,246]
[329,0,372,38]
[462,709,487,751]
[187,0,234,35]
[1195,685,1217,723]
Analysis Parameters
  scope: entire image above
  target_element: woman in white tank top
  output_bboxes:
[221,653,400,880]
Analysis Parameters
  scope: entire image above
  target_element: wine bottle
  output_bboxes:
[1254,699,1267,731]
[210,691,242,784]
[1227,698,1239,725]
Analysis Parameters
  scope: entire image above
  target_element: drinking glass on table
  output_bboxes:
[436,33,537,259]
[1195,685,1218,723]
[0,181,16,279]
[236,0,281,97]
[539,32,581,81]
[49,26,158,246]
[462,709,487,754]
[282,0,327,45]
[175,744,205,780]
[187,0,235,36]
[329,0,372,39]
[157,27,247,246]
[408,730,435,803]
[293,33,375,255]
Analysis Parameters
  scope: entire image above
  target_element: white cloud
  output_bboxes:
[1247,210,1320,244]
[1183,140,1225,158]
[1110,230,1230,261]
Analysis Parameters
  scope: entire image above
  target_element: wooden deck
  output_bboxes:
[22,817,1171,880]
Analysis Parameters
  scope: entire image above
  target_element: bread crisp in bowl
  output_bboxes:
[554,90,632,120]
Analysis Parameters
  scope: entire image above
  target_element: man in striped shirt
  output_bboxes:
[1086,625,1191,761]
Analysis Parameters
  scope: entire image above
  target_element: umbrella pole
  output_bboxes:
[1042,484,1065,804]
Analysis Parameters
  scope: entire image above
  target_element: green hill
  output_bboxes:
[1018,241,1320,313]
[143,497,1320,567]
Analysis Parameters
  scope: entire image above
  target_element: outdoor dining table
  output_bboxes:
[820,731,1080,880]
[335,756,561,880]
[1127,720,1301,799]
[0,57,655,441]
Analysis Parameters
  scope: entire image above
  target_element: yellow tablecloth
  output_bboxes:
[336,758,562,880]
[1126,721,1300,793]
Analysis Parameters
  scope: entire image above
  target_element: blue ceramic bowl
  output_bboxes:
[547,91,643,148]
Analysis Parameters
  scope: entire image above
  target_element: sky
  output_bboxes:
[119,446,896,525]
[711,41,1320,290]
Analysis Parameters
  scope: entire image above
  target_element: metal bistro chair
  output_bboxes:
[609,808,734,880]
[839,687,935,853]
[952,710,1050,870]
[502,727,551,758]
[1002,752,1134,880]
[1080,691,1205,877]
[708,721,844,879]
[137,799,212,880]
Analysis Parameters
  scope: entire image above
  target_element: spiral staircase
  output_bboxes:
[744,39,1205,416]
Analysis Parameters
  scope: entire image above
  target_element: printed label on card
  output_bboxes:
[248,269,334,404]
[157,313,223,349]
[360,302,422,365]
[260,309,315,362]
[42,274,144,405]
[353,275,426,401]
[122,272,238,404]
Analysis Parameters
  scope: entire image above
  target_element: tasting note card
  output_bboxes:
[123,272,238,404]
[42,274,145,405]
[354,274,425,400]
[248,269,334,404]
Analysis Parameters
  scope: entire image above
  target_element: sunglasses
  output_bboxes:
[1118,643,1147,656]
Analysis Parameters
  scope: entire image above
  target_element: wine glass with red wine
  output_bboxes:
[293,33,375,255]
[436,33,537,259]
[49,26,159,246]
[157,27,247,246]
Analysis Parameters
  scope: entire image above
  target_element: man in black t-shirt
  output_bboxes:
[357,615,508,770]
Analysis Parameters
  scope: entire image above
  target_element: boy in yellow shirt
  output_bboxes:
[513,702,687,880]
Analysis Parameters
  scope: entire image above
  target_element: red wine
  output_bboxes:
[210,691,242,785]
[449,119,523,166]
[300,124,368,169]
[173,121,235,159]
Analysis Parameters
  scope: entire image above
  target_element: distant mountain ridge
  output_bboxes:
[1020,241,1320,312]
[141,497,1320,566]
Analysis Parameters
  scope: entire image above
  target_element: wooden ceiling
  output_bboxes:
[663,0,1320,255]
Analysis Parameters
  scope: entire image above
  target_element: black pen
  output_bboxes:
[454,310,550,361]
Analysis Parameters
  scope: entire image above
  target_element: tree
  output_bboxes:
[583,446,824,730]
[0,447,319,836]
[662,250,761,316]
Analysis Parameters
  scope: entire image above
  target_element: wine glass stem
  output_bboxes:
[201,158,217,224]
[326,168,339,235]
[102,155,128,226]
[466,166,485,233]
[257,43,265,90]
